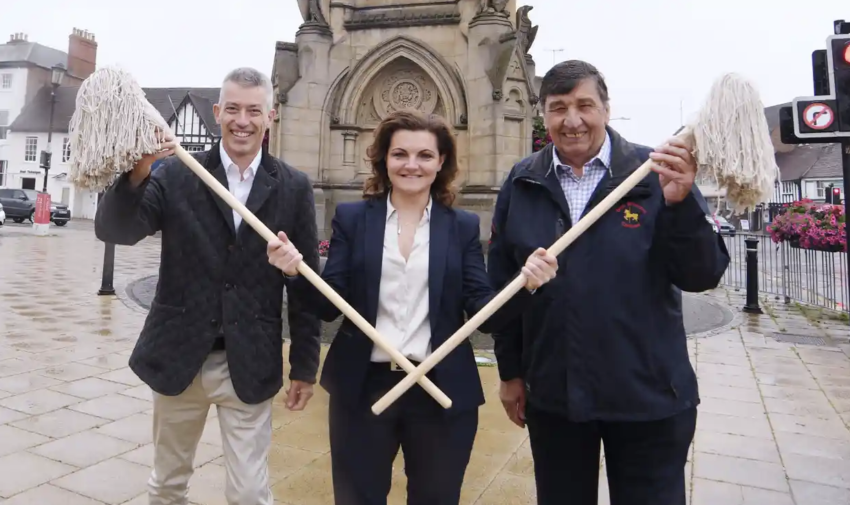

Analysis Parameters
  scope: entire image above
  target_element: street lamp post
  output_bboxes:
[33,64,66,236]
[43,64,65,191]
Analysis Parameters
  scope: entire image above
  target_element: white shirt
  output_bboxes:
[370,195,433,363]
[220,144,262,230]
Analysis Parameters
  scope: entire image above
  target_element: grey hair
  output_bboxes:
[219,67,274,111]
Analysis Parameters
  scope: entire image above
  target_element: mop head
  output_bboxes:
[685,73,779,215]
[68,66,169,192]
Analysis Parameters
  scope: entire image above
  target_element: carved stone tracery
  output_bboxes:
[358,59,442,124]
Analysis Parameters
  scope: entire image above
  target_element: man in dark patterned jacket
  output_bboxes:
[94,67,321,505]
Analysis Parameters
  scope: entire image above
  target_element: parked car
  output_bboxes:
[714,214,736,236]
[0,188,71,226]
[705,214,720,234]
[0,202,5,226]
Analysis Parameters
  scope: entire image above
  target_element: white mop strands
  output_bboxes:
[688,73,779,214]
[68,66,167,192]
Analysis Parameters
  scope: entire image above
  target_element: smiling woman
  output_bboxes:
[263,107,560,505]
[363,109,459,208]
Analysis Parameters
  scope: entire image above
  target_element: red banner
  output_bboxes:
[34,192,51,225]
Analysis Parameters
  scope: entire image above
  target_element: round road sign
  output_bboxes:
[802,102,834,130]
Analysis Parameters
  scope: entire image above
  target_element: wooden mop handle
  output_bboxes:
[171,146,453,409]
[370,158,656,415]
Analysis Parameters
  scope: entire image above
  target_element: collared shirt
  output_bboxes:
[371,193,434,363]
[547,134,612,226]
[220,144,262,230]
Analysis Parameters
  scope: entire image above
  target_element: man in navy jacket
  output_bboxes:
[488,60,729,505]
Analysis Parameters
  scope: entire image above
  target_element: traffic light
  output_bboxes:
[826,184,834,203]
[39,150,51,170]
[813,49,830,95]
[833,186,842,205]
[831,35,850,131]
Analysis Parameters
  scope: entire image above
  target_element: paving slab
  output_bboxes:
[1,220,849,504]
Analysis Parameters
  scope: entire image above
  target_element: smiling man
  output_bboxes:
[94,67,321,505]
[487,60,729,505]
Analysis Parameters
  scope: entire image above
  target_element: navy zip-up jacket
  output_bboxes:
[487,127,730,422]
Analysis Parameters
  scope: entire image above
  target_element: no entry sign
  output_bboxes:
[802,102,835,130]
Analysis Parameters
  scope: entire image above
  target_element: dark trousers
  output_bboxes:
[328,363,478,505]
[526,403,697,505]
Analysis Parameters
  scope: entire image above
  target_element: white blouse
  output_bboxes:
[370,196,433,363]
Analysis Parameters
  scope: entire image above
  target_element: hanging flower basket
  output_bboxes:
[787,237,844,253]
[767,199,846,253]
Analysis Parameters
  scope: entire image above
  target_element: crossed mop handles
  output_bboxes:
[70,67,776,417]
[168,137,677,415]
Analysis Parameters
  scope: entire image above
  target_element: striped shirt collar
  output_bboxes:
[547,132,613,177]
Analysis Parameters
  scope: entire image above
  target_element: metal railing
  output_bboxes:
[720,232,850,312]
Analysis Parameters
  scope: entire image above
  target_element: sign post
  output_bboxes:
[32,191,51,236]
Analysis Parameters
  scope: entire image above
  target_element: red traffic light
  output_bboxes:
[835,187,841,194]
[844,42,850,64]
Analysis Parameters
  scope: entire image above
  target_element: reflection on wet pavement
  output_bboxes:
[0,220,849,504]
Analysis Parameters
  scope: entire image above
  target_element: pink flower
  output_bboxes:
[768,199,846,251]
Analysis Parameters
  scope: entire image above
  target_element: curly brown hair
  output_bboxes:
[363,109,459,207]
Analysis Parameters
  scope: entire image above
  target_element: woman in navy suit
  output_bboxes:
[267,109,557,505]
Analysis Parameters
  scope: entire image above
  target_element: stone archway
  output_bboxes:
[322,35,468,181]
[355,57,446,126]
[333,35,467,127]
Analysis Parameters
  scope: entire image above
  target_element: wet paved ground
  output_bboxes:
[1,219,849,504]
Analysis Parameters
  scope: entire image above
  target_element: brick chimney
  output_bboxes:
[67,28,97,80]
[7,33,29,44]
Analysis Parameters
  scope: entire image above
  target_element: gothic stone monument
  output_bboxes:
[270,0,541,239]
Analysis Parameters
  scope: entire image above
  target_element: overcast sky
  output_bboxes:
[2,0,848,145]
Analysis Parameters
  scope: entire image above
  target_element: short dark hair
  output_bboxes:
[363,109,459,207]
[539,60,609,108]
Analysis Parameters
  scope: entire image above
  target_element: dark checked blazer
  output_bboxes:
[94,141,321,405]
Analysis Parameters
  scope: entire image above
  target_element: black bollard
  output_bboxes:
[742,237,763,314]
[97,241,116,296]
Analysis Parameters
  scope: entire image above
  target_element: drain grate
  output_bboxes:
[768,333,828,347]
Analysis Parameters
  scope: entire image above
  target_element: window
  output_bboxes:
[62,137,71,162]
[0,110,8,140]
[0,160,6,186]
[1,74,11,89]
[24,136,37,162]
[815,180,842,198]
[21,178,35,190]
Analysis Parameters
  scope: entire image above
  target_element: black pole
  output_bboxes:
[742,237,763,314]
[97,242,116,295]
[42,88,56,193]
[96,191,116,296]
[842,141,850,314]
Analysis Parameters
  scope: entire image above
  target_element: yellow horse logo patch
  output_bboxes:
[616,202,646,229]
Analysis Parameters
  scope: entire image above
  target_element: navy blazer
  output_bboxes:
[307,196,533,415]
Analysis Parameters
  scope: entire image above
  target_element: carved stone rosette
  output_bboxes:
[372,68,439,119]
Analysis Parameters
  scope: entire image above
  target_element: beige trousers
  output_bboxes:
[147,350,274,505]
